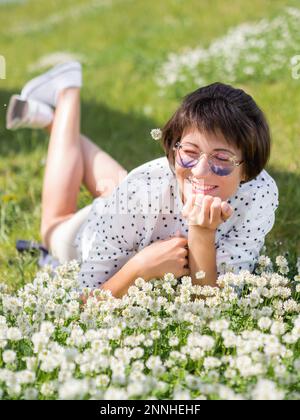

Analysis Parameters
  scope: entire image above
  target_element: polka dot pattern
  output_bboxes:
[74,157,279,289]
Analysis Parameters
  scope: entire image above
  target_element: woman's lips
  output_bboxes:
[192,185,218,194]
[181,178,219,201]
[189,179,218,194]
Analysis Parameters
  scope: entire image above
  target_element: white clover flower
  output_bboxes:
[143,338,153,347]
[23,388,38,400]
[22,357,37,372]
[293,358,300,371]
[258,317,272,331]
[169,336,179,347]
[40,321,55,337]
[127,381,147,398]
[150,128,162,141]
[251,379,285,400]
[17,370,36,385]
[3,350,17,364]
[104,387,128,400]
[41,381,57,397]
[271,321,286,336]
[31,332,50,353]
[131,347,144,359]
[187,333,215,351]
[150,330,161,340]
[195,270,206,280]
[274,364,287,378]
[282,333,298,344]
[258,255,272,268]
[209,319,230,333]
[59,379,88,400]
[203,357,222,370]
[134,277,146,288]
[218,385,243,400]
[107,327,122,340]
[275,256,289,274]
[6,327,22,341]
[146,355,165,376]
[283,299,300,313]
[173,388,191,400]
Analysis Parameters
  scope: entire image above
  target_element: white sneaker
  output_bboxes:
[6,95,54,130]
[20,61,82,107]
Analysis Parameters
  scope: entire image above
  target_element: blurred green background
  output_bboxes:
[0,0,299,290]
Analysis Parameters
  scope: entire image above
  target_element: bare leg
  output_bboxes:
[45,124,128,199]
[41,88,127,248]
[41,87,82,249]
[81,134,128,198]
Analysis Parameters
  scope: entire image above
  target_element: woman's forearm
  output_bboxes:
[99,255,141,298]
[188,226,218,287]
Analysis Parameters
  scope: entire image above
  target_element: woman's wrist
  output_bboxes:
[99,254,145,298]
[188,225,217,286]
[130,253,151,281]
[188,225,216,241]
[126,254,144,279]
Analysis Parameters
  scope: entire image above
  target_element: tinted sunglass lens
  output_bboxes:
[211,164,233,176]
[178,156,198,168]
[176,152,234,176]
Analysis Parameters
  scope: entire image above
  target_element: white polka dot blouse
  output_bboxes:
[74,156,279,289]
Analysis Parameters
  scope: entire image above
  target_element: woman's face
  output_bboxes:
[174,127,246,204]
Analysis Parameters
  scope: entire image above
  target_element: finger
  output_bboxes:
[210,197,222,224]
[183,193,195,213]
[202,195,215,222]
[172,235,188,246]
[182,192,196,217]
[194,194,204,209]
[221,201,233,221]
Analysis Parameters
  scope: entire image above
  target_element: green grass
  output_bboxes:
[0,0,299,291]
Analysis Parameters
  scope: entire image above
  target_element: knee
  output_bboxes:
[96,169,128,198]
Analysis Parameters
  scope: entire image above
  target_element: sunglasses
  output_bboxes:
[173,141,244,176]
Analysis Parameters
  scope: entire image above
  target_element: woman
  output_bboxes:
[6,61,279,297]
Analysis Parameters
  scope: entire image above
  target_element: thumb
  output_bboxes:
[174,229,183,237]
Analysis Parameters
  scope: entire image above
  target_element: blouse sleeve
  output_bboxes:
[216,178,279,276]
[77,176,143,289]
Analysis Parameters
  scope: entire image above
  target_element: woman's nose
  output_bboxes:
[191,154,211,176]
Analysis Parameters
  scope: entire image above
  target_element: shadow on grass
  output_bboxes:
[0,88,164,172]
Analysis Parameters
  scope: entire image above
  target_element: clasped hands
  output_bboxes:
[181,193,234,230]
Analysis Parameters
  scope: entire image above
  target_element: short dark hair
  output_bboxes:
[161,82,271,182]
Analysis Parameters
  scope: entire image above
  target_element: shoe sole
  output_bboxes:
[6,95,29,130]
[21,61,82,101]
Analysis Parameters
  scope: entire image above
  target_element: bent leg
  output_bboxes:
[41,91,128,249]
[41,87,83,248]
[81,134,128,198]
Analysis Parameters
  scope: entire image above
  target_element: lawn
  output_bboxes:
[0,0,300,291]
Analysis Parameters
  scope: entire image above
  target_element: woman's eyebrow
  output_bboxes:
[184,141,235,154]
